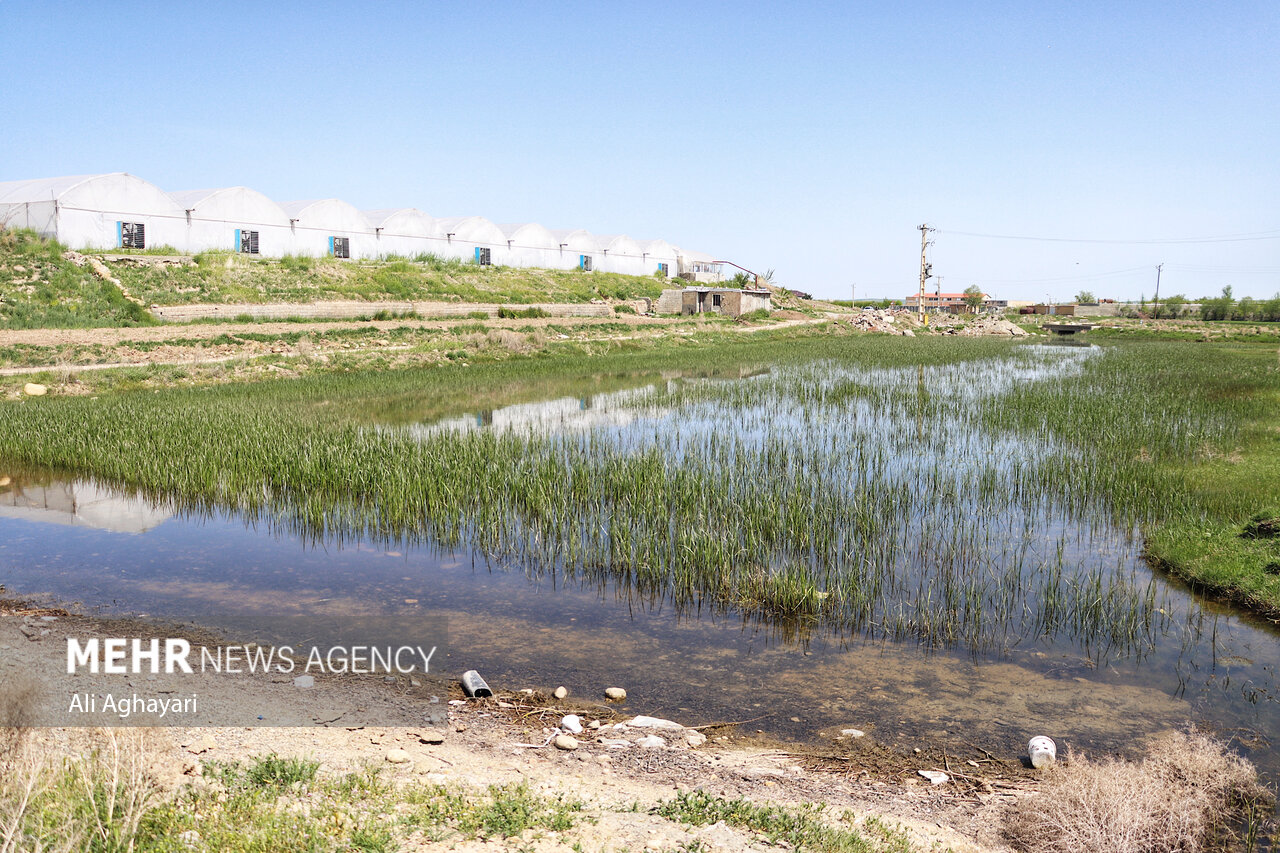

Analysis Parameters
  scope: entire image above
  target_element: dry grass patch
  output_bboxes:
[1006,729,1269,853]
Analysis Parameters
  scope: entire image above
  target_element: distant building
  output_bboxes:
[904,292,988,312]
[656,287,771,317]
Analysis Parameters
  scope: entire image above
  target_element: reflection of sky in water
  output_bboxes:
[1,344,1279,777]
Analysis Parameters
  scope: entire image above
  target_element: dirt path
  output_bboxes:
[0,316,832,379]
[0,313,670,348]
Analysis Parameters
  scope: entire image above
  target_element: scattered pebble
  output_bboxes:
[840,728,866,738]
[553,685,569,700]
[637,735,666,749]
[560,714,583,734]
[385,749,411,764]
[604,687,627,701]
[553,735,579,751]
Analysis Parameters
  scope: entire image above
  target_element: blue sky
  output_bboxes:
[3,1,1277,300]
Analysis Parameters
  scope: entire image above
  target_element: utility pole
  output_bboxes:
[1153,263,1163,318]
[917,224,934,317]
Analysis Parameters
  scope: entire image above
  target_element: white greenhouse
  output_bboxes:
[0,173,187,251]
[434,216,507,266]
[0,171,731,285]
[279,199,374,259]
[638,239,679,279]
[498,223,561,269]
[362,208,439,259]
[551,229,599,272]
[170,187,293,256]
[593,234,648,276]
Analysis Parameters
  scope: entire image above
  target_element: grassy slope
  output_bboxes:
[0,229,669,329]
[0,230,156,329]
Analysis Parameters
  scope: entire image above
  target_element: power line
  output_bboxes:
[943,265,1153,285]
[935,227,1280,245]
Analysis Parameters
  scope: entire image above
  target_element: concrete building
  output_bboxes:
[668,287,772,317]
[903,292,989,311]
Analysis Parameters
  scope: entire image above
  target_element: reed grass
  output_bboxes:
[0,336,1275,658]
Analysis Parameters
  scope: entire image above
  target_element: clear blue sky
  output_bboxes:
[3,1,1277,301]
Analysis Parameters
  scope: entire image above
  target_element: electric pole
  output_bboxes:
[917,224,934,316]
[1153,263,1163,318]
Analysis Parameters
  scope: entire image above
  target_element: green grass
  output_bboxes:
[655,790,914,853]
[0,228,669,328]
[0,229,156,328]
[990,340,1280,618]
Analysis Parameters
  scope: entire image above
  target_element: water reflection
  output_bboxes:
[0,473,170,534]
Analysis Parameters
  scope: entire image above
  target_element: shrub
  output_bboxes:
[497,307,550,319]
[1005,729,1267,853]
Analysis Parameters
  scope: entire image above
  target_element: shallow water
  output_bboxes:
[1,347,1278,776]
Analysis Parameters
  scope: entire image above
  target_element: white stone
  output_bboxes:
[604,687,627,701]
[22,383,47,397]
[553,734,579,751]
[637,735,666,749]
[553,685,568,700]
[918,770,949,785]
[560,714,584,734]
[840,728,866,738]
[685,730,707,748]
[628,715,683,730]
[385,748,411,764]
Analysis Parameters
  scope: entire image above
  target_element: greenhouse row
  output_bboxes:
[0,172,723,278]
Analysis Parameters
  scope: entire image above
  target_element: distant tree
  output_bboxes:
[1156,294,1187,318]
[1200,286,1236,321]
[962,285,985,311]
[1075,290,1096,304]
[729,271,752,288]
[1237,296,1257,320]
[1262,293,1280,322]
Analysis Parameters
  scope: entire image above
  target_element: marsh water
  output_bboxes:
[2,345,1278,776]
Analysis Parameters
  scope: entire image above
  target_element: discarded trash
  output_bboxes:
[918,770,950,785]
[1028,736,1057,769]
[461,670,493,698]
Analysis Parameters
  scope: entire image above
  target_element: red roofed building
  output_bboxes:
[904,292,989,311]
